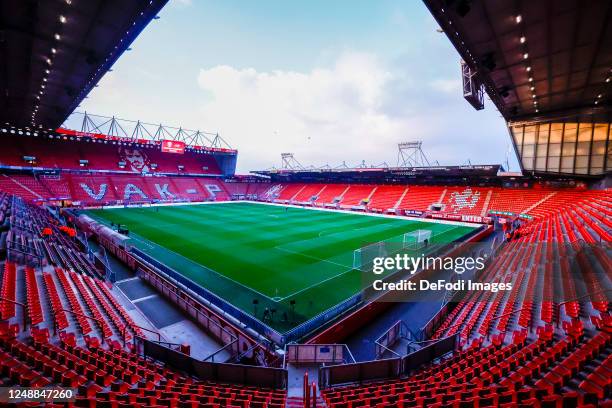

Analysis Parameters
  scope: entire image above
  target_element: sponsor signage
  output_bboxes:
[404,209,424,216]
[489,210,533,220]
[161,140,186,154]
[430,213,462,221]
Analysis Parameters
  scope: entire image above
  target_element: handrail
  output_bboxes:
[405,337,445,347]
[6,245,44,269]
[435,305,531,341]
[557,288,612,308]
[374,320,413,359]
[229,336,271,365]
[490,306,529,322]
[140,336,183,351]
[0,296,27,331]
[122,322,161,345]
[60,308,106,343]
[203,338,238,363]
[555,288,612,327]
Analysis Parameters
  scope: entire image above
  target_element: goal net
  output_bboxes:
[353,241,387,271]
[403,229,432,250]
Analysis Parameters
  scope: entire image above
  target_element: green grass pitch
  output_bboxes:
[87,202,476,333]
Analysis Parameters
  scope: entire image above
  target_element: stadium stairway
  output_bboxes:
[293,184,326,202]
[276,184,306,201]
[396,186,445,212]
[315,184,349,205]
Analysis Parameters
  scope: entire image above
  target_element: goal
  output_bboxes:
[353,241,387,271]
[403,229,432,250]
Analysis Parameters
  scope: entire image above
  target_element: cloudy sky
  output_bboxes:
[70,0,518,173]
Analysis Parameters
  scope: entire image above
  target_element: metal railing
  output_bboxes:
[122,322,161,345]
[0,296,27,330]
[374,320,415,359]
[58,308,106,343]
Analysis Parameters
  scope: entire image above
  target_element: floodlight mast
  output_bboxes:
[461,60,485,111]
[397,141,431,167]
[281,153,304,170]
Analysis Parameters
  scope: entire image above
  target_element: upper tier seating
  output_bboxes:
[0,134,222,175]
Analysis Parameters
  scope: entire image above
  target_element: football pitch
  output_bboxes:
[87,202,477,333]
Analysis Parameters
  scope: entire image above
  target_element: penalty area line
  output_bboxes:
[275,265,357,302]
[273,246,351,269]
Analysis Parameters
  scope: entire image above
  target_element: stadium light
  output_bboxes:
[520,36,526,43]
[59,15,67,23]
[523,53,529,59]
[515,15,522,23]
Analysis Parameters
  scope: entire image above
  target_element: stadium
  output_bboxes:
[0,0,610,407]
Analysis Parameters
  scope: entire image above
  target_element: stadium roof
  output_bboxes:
[0,0,168,129]
[423,0,612,122]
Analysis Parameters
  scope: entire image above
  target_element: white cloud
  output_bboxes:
[196,52,433,172]
[79,51,514,173]
[429,78,461,94]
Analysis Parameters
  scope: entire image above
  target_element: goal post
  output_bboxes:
[353,241,387,271]
[403,229,432,250]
